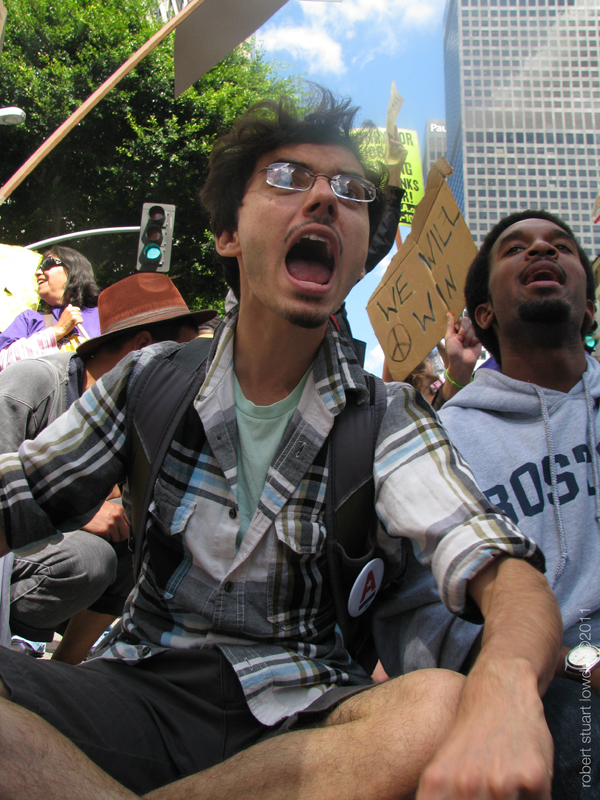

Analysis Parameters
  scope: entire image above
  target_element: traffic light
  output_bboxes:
[136,203,176,272]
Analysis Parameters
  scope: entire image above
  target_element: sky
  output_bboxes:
[256,0,448,374]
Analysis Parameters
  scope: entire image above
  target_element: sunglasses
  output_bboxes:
[38,256,65,272]
[256,162,377,203]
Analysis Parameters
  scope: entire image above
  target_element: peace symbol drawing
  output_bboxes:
[387,324,412,363]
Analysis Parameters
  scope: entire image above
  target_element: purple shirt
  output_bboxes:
[0,306,100,352]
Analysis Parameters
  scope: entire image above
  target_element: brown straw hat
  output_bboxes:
[77,273,216,357]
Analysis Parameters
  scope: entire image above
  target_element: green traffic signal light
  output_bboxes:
[143,244,162,261]
[137,203,176,272]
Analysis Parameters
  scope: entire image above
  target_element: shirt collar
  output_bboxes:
[204,309,370,414]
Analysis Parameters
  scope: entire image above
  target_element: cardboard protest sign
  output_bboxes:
[367,158,477,382]
[0,245,41,332]
[384,82,407,190]
[174,0,289,97]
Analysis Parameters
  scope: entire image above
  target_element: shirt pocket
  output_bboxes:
[146,477,197,595]
[266,515,330,636]
[151,476,196,537]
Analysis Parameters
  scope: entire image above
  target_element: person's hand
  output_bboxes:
[82,501,130,543]
[53,304,83,340]
[442,313,482,399]
[417,657,553,799]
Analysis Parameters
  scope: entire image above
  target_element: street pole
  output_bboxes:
[0,0,209,206]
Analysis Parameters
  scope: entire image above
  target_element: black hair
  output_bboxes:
[464,209,596,363]
[45,245,100,308]
[200,87,389,298]
[197,315,222,333]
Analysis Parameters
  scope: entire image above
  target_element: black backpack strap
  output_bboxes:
[126,336,212,578]
[324,374,387,664]
[126,345,388,666]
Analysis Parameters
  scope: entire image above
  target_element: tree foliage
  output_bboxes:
[0,0,298,309]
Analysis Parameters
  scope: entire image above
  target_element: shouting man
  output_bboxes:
[0,94,560,800]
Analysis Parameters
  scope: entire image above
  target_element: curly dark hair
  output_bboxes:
[44,245,100,308]
[464,210,596,363]
[200,87,389,298]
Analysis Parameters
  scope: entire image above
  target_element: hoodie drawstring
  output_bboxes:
[533,386,568,587]
[533,373,600,588]
[582,371,600,527]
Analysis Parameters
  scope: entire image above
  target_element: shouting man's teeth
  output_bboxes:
[286,235,334,286]
[523,265,564,285]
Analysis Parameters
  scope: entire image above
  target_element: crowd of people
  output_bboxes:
[0,88,596,800]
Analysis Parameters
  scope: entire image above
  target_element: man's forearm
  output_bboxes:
[417,556,561,799]
[470,555,561,693]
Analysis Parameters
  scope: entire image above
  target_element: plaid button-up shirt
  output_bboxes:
[0,312,542,725]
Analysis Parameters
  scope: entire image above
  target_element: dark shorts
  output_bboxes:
[0,645,370,795]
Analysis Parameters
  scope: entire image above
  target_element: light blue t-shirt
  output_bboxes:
[233,368,312,549]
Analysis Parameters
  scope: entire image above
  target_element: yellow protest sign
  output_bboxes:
[367,158,477,382]
[0,245,42,332]
[396,130,424,227]
[361,123,423,227]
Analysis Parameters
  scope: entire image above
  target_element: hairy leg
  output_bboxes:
[0,668,463,800]
[0,694,138,800]
[144,669,464,800]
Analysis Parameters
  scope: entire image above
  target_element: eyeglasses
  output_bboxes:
[38,256,64,272]
[256,162,377,203]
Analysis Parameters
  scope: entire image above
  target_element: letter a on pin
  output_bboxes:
[348,559,385,618]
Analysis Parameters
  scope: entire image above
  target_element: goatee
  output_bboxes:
[518,298,571,325]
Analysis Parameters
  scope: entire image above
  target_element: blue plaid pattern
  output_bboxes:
[0,312,542,724]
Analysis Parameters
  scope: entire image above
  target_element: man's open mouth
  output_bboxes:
[521,262,566,286]
[285,235,335,286]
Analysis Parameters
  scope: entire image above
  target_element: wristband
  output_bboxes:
[445,369,467,389]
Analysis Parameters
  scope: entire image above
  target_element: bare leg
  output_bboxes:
[0,692,138,800]
[145,669,464,800]
[0,669,462,800]
[51,610,115,664]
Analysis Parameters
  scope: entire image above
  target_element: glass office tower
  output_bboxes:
[444,0,600,254]
[422,119,448,178]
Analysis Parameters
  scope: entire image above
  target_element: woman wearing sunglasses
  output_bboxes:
[0,246,100,370]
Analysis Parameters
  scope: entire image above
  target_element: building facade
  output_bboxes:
[444,0,600,254]
[422,119,448,179]
[157,0,189,22]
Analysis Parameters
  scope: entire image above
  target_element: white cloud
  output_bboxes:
[300,0,445,33]
[260,25,345,74]
[259,0,446,74]
[365,343,384,375]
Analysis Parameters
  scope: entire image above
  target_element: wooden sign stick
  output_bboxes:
[0,0,209,206]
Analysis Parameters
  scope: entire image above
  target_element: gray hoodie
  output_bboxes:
[373,355,600,677]
[440,354,600,648]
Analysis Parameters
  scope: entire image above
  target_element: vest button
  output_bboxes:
[224,581,233,593]
[229,507,237,519]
